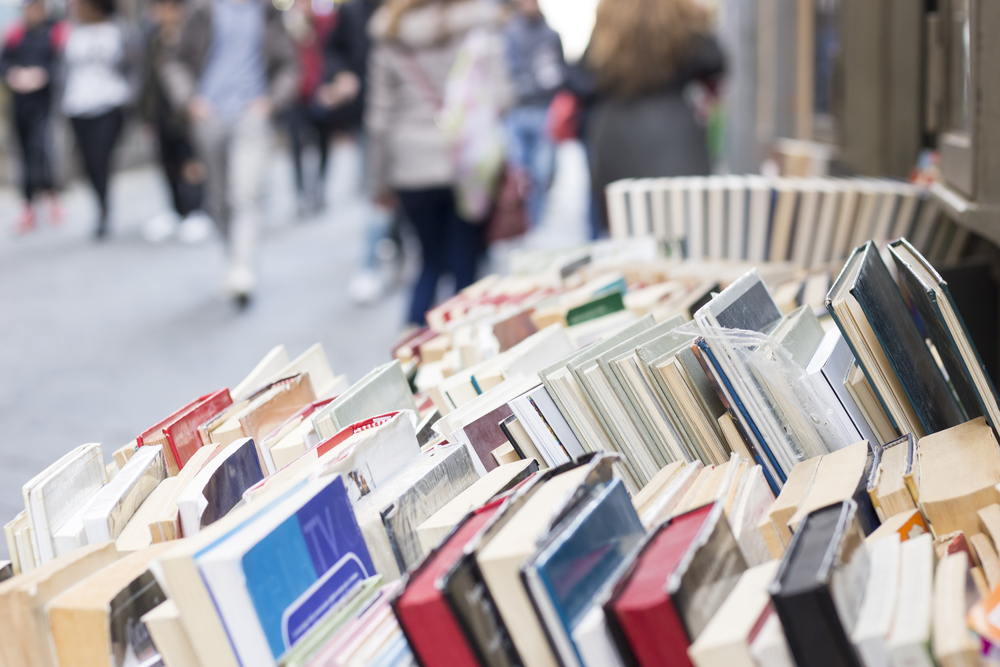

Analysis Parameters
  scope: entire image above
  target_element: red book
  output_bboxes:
[605,504,714,667]
[393,503,502,667]
[315,411,402,457]
[163,389,234,473]
[137,389,233,475]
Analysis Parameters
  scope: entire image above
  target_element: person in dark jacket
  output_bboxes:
[504,0,564,227]
[0,0,66,234]
[584,0,725,237]
[140,0,211,243]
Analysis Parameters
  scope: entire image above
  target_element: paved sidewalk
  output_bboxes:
[0,140,590,559]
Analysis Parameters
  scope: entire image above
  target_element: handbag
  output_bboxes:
[546,91,580,143]
[486,167,529,244]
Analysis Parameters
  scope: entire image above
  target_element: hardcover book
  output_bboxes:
[177,437,265,537]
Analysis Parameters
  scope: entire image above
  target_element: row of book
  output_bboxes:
[605,175,945,270]
[2,235,1000,667]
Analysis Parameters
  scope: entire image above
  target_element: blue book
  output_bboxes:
[197,475,376,667]
[522,479,645,667]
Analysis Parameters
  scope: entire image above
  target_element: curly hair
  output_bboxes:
[586,0,710,98]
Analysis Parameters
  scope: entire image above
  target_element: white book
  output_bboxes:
[574,605,627,667]
[726,176,748,260]
[746,177,773,262]
[51,492,104,557]
[808,182,842,268]
[641,460,703,527]
[648,178,671,239]
[605,180,631,238]
[626,179,653,237]
[508,392,573,469]
[707,179,726,260]
[22,443,107,564]
[790,181,822,267]
[524,385,587,460]
[852,535,902,667]
[267,343,340,400]
[729,466,775,567]
[82,445,166,544]
[805,328,880,446]
[686,177,707,260]
[669,177,690,246]
[178,437,264,537]
[499,324,576,382]
[885,534,935,667]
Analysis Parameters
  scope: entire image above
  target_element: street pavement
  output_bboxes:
[0,139,590,559]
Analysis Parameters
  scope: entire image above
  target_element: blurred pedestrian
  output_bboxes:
[140,0,212,244]
[284,0,335,217]
[318,0,401,306]
[503,0,564,227]
[1,0,66,235]
[584,0,724,236]
[367,0,511,326]
[62,0,142,240]
[163,0,299,307]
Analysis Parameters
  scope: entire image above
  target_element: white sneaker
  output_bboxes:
[224,265,256,297]
[178,212,214,244]
[348,269,384,306]
[142,211,179,243]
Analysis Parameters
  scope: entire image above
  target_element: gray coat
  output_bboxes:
[161,0,299,114]
[587,33,726,231]
[365,0,512,196]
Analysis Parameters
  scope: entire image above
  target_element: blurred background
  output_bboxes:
[1,0,998,559]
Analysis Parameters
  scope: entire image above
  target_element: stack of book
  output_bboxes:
[3,235,1000,667]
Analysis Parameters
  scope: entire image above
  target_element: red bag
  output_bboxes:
[546,91,580,143]
[486,167,529,244]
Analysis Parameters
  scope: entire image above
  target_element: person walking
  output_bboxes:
[0,0,66,235]
[503,0,564,227]
[140,0,211,244]
[163,0,299,307]
[284,0,335,217]
[366,0,511,326]
[61,0,142,240]
[584,0,725,236]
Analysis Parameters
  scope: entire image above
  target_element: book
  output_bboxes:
[83,445,167,544]
[805,328,881,446]
[566,292,627,327]
[639,460,703,528]
[0,541,118,667]
[47,542,174,667]
[233,344,290,400]
[864,508,928,544]
[499,414,548,468]
[142,600,200,667]
[631,461,685,517]
[458,403,516,473]
[850,533,901,667]
[138,389,233,475]
[394,503,504,667]
[416,458,538,553]
[890,238,1000,429]
[787,441,879,536]
[769,500,868,667]
[21,442,107,564]
[149,443,220,542]
[507,386,581,470]
[844,361,898,445]
[916,417,1000,538]
[195,475,375,666]
[687,560,781,667]
[314,361,419,440]
[604,502,747,665]
[932,552,979,667]
[0,561,11,583]
[758,455,821,558]
[826,241,964,438]
[728,465,776,566]
[177,436,265,537]
[868,433,917,521]
[267,342,344,399]
[749,612,796,667]
[523,479,646,667]
[970,532,1000,590]
[114,475,180,552]
[476,464,595,667]
[353,443,478,581]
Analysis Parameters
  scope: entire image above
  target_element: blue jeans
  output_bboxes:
[505,106,554,227]
[397,188,483,325]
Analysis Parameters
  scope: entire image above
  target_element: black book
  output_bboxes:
[827,241,964,437]
[770,500,869,667]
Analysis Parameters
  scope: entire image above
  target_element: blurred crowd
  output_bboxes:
[1,0,725,319]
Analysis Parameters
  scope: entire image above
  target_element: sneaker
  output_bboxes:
[142,211,179,243]
[15,205,36,235]
[177,212,214,244]
[348,269,384,306]
[224,265,256,299]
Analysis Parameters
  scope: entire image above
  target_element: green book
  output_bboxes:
[566,291,626,327]
[312,360,418,439]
